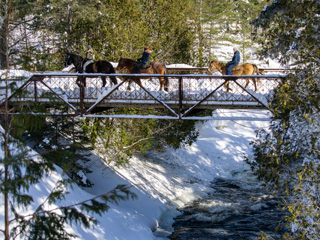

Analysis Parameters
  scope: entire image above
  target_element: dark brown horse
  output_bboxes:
[208,60,261,92]
[65,53,117,87]
[116,57,169,91]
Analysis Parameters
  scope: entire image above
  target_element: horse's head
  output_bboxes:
[207,60,222,74]
[116,57,136,72]
[116,57,125,71]
[65,53,84,72]
[65,53,72,67]
[207,60,216,74]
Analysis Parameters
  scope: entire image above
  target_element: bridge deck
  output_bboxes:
[1,72,286,120]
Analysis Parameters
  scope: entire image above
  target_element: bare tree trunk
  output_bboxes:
[0,23,7,69]
[3,0,12,239]
[66,4,72,52]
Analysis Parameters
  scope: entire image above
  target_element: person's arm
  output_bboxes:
[228,58,236,65]
[234,52,240,63]
[228,52,239,65]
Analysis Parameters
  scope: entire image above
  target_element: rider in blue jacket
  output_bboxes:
[226,47,240,75]
[135,45,150,73]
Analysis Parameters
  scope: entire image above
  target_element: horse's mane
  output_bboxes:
[67,52,84,60]
[121,57,138,63]
[212,59,227,67]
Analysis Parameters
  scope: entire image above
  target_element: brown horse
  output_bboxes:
[208,60,261,92]
[116,57,169,92]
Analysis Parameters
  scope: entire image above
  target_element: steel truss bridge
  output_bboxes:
[1,72,286,120]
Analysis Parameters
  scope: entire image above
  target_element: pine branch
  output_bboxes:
[109,120,178,162]
[9,184,136,225]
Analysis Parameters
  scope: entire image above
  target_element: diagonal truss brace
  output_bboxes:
[5,75,80,115]
[84,79,179,118]
[182,80,228,118]
[181,77,273,118]
[85,80,126,114]
[39,79,80,114]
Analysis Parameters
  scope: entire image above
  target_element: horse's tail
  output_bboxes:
[109,63,118,85]
[252,64,261,87]
[163,63,169,90]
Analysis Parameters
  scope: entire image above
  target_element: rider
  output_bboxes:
[226,47,240,75]
[135,45,150,73]
[83,45,95,72]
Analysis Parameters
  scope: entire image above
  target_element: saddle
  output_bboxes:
[232,65,241,71]
[134,62,150,73]
[140,63,150,69]
[83,59,93,71]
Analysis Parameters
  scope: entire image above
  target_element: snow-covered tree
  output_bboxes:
[248,0,320,238]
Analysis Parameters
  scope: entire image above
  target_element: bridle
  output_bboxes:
[207,61,215,74]
[65,54,71,67]
[116,58,135,72]
[207,61,221,74]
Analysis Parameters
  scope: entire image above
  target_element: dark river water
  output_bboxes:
[168,177,289,240]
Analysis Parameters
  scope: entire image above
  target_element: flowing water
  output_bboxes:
[168,177,288,240]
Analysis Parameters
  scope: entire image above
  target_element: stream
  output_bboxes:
[168,177,289,240]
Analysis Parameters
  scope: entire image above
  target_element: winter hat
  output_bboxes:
[144,45,150,53]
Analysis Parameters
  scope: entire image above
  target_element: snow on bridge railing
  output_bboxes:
[166,66,290,73]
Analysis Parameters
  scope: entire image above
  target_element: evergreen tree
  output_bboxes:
[0,2,136,239]
[194,0,268,64]
[248,0,320,238]
[0,66,137,240]
[17,115,94,187]
[0,0,53,70]
[29,0,197,69]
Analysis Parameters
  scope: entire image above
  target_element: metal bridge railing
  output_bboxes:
[1,73,286,119]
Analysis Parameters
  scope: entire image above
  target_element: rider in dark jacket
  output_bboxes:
[135,45,150,73]
[226,47,240,75]
[83,45,95,72]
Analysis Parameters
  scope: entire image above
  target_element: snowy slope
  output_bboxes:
[74,109,270,239]
[0,109,270,240]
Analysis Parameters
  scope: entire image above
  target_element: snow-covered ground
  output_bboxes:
[0,107,270,239]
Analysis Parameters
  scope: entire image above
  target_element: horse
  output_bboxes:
[64,53,117,87]
[207,60,261,92]
[116,57,169,92]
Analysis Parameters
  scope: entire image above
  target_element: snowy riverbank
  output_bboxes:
[0,89,271,239]
[76,109,271,239]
